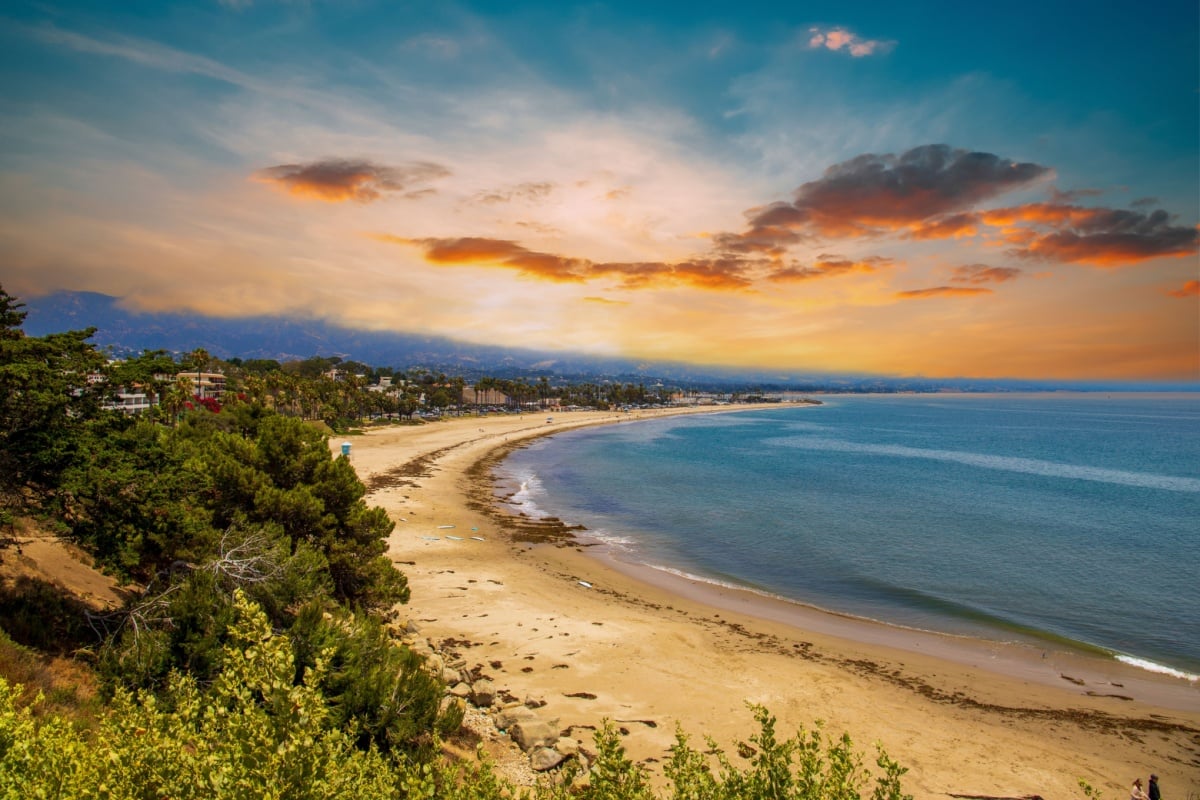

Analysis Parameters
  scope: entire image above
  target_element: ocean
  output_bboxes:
[497,394,1200,679]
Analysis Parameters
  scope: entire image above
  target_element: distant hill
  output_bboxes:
[18,291,1187,392]
[18,291,786,386]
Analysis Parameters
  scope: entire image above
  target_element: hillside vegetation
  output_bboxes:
[0,286,909,798]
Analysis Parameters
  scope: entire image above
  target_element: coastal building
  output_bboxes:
[461,386,510,407]
[368,375,394,392]
[176,371,226,400]
[106,390,154,415]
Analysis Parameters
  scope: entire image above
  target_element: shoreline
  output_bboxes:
[338,406,1200,797]
[489,403,1200,694]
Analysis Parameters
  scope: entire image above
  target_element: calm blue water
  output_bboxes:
[499,395,1200,677]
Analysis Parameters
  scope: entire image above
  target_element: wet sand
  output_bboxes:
[336,407,1200,797]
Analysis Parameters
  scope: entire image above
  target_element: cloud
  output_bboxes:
[807,26,895,57]
[403,34,464,59]
[254,159,450,203]
[514,220,564,236]
[404,236,587,281]
[380,235,757,290]
[583,296,629,305]
[473,182,556,205]
[716,145,1053,253]
[905,213,981,240]
[1164,279,1199,298]
[950,264,1023,284]
[1049,186,1104,203]
[985,204,1199,266]
[767,255,895,282]
[896,286,994,300]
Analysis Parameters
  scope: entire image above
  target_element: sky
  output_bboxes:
[0,1,1197,381]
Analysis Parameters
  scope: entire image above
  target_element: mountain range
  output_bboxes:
[17,291,1188,392]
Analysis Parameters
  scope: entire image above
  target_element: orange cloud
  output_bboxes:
[1165,280,1199,298]
[807,26,896,57]
[715,145,1052,254]
[382,235,756,290]
[895,286,993,300]
[981,202,1097,228]
[982,203,1198,266]
[254,158,449,203]
[905,213,981,240]
[767,255,895,282]
[950,264,1022,284]
[397,236,587,281]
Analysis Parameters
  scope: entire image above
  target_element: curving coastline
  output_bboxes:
[337,407,1200,798]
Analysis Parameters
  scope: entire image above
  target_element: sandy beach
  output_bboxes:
[336,407,1200,798]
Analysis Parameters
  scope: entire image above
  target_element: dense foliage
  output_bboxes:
[0,594,909,799]
[0,292,106,522]
[0,285,447,759]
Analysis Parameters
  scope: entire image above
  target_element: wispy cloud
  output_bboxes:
[30,23,257,89]
[767,255,895,282]
[950,264,1023,284]
[1164,279,1199,298]
[472,181,556,205]
[1049,186,1104,203]
[806,26,896,57]
[254,159,450,203]
[896,286,993,300]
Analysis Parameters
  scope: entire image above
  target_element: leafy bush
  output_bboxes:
[2,594,912,800]
[0,591,403,799]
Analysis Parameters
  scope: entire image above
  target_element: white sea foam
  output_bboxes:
[506,470,549,517]
[587,529,637,548]
[1115,655,1200,682]
[644,563,771,594]
[767,436,1200,493]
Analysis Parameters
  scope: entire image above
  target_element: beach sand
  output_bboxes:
[335,407,1200,798]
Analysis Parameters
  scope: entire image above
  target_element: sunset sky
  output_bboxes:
[1,1,1197,380]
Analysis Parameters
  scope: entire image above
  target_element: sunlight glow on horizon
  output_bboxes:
[0,1,1196,381]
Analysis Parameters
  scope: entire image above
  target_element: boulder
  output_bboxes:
[441,667,462,685]
[509,719,558,752]
[494,705,537,730]
[449,682,472,699]
[529,747,566,772]
[470,678,497,708]
[555,737,580,757]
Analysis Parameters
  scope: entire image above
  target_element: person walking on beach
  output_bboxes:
[1131,777,1149,800]
[1147,774,1161,800]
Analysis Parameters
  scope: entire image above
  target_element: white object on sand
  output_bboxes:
[470,536,485,541]
[446,535,464,541]
[437,525,455,529]
[578,581,592,588]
